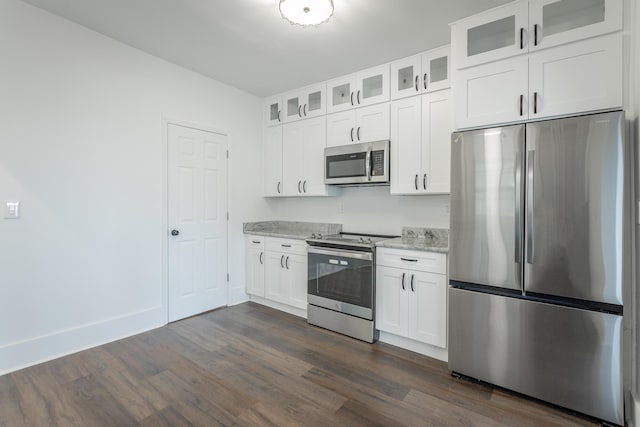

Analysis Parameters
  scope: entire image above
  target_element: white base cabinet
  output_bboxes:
[376,248,447,349]
[246,236,308,312]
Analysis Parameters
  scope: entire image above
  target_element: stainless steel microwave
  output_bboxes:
[324,140,390,185]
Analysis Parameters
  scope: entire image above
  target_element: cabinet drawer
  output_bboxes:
[376,247,446,274]
[246,235,265,249]
[266,237,308,255]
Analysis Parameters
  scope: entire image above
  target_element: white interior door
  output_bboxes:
[168,123,228,322]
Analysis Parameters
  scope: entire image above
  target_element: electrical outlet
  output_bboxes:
[4,201,20,219]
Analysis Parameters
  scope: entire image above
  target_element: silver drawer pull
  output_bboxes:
[401,257,418,262]
[281,244,291,248]
[329,259,339,265]
[252,240,260,244]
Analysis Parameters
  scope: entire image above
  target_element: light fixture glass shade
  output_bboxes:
[279,0,334,26]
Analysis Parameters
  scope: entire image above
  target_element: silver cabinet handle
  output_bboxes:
[259,251,263,264]
[423,73,428,90]
[520,94,524,116]
[350,91,354,106]
[298,180,302,193]
[298,105,302,118]
[410,274,415,292]
[285,256,290,269]
[350,128,354,142]
[533,92,539,114]
[414,75,419,91]
[280,255,284,268]
[414,174,418,190]
[281,244,291,248]
[520,27,525,49]
[401,257,418,263]
[304,104,308,116]
[533,23,539,46]
[357,127,361,141]
[303,180,307,193]
[423,173,427,190]
[357,90,361,104]
[277,110,281,122]
[401,272,406,290]
[277,182,281,194]
[252,240,260,244]
[527,150,535,264]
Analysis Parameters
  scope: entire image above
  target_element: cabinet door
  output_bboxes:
[454,55,528,130]
[528,33,622,120]
[375,266,408,336]
[282,122,305,195]
[355,103,390,143]
[422,90,452,194]
[408,271,447,348]
[529,0,622,51]
[283,91,303,123]
[265,95,283,127]
[301,117,328,196]
[452,1,528,69]
[326,110,357,147]
[356,64,390,107]
[390,97,423,195]
[284,253,308,310]
[300,83,327,119]
[246,247,265,297]
[265,251,285,301]
[264,126,283,197]
[422,46,450,93]
[391,54,422,100]
[327,74,356,114]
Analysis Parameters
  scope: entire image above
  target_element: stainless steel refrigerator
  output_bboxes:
[448,111,630,425]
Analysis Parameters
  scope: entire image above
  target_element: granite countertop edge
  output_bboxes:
[376,237,449,254]
[243,230,312,240]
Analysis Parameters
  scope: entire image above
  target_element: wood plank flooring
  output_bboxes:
[0,302,599,426]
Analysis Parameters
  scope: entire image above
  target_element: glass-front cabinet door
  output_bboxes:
[327,74,356,114]
[422,45,450,93]
[283,91,302,123]
[452,0,528,69]
[391,54,422,100]
[355,64,390,107]
[264,95,283,127]
[283,84,327,123]
[529,0,622,51]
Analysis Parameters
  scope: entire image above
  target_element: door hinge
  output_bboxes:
[227,273,229,282]
[227,211,229,221]
[226,150,229,159]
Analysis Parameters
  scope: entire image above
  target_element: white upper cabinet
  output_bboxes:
[529,0,622,51]
[327,64,390,113]
[283,83,326,123]
[452,1,529,69]
[528,32,622,119]
[264,126,283,196]
[391,46,451,100]
[282,117,329,197]
[265,95,283,127]
[326,104,390,147]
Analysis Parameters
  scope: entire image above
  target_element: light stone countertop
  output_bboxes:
[243,221,342,241]
[376,227,449,253]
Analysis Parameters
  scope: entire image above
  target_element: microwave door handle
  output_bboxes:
[366,146,372,181]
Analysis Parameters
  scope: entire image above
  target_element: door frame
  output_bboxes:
[161,117,230,323]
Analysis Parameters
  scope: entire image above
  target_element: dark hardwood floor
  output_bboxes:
[1,302,598,426]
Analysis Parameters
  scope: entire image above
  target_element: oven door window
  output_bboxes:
[308,252,372,309]
[326,152,366,179]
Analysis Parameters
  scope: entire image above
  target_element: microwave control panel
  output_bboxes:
[371,150,385,176]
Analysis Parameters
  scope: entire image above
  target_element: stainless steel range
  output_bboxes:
[306,232,396,343]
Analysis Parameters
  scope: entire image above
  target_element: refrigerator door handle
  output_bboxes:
[526,150,535,264]
[514,150,522,264]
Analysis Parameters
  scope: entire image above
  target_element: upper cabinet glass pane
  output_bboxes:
[332,83,351,107]
[287,97,299,118]
[270,103,279,121]
[363,75,383,99]
[543,0,605,37]
[467,15,515,57]
[398,66,414,91]
[308,91,322,112]
[430,56,448,83]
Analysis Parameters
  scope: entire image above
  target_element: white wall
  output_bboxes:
[0,0,267,374]
[266,188,449,236]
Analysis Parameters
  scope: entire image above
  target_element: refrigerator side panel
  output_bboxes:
[450,125,525,291]
[524,111,625,305]
[449,288,623,425]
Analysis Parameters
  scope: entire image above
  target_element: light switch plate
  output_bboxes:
[4,201,20,219]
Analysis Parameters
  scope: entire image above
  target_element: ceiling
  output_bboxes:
[21,0,511,97]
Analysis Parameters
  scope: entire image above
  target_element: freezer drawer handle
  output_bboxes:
[527,150,535,264]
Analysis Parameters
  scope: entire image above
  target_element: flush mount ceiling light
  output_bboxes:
[279,0,334,26]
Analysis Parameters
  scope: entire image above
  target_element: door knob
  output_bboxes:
[171,229,180,236]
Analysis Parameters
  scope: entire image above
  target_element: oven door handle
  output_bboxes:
[307,246,373,261]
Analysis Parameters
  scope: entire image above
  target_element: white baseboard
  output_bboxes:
[248,295,307,318]
[0,306,166,376]
[379,331,448,362]
[228,285,250,306]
